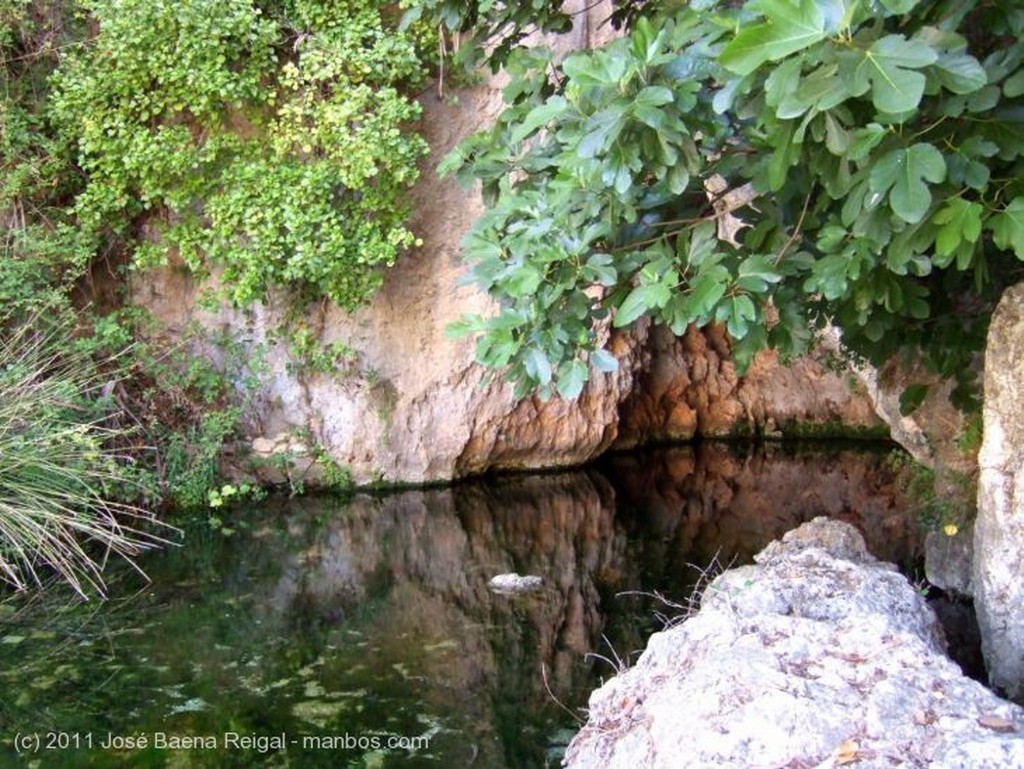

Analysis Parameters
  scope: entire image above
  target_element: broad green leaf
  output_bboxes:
[510,96,569,143]
[524,347,553,385]
[737,254,783,293]
[633,104,665,130]
[583,253,617,286]
[685,266,729,318]
[817,0,857,32]
[765,57,802,109]
[824,112,850,155]
[1004,69,1024,98]
[933,198,982,258]
[578,106,626,158]
[634,86,675,109]
[847,123,887,161]
[720,0,827,76]
[712,75,746,114]
[489,309,529,331]
[868,143,946,224]
[933,53,987,95]
[437,147,469,178]
[880,0,919,12]
[816,224,848,252]
[631,15,659,64]
[502,263,544,296]
[766,121,798,190]
[667,163,689,195]
[687,221,719,266]
[990,197,1024,259]
[968,85,1001,113]
[476,335,517,368]
[724,294,757,338]
[556,359,588,400]
[778,65,850,118]
[845,35,937,114]
[962,136,1001,159]
[562,48,628,88]
[614,282,671,327]
[805,253,851,299]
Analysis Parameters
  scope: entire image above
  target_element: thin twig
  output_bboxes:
[541,662,585,725]
[774,186,815,266]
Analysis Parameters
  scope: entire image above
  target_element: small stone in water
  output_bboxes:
[488,573,543,593]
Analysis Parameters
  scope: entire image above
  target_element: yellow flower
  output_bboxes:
[943,523,959,537]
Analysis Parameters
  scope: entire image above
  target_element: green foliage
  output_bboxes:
[419,0,1024,402]
[1,0,91,324]
[283,323,359,376]
[118,318,268,512]
[46,0,428,310]
[160,407,244,511]
[889,450,974,535]
[309,444,355,493]
[399,0,577,72]
[0,316,167,596]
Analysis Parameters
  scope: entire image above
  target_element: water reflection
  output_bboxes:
[0,443,917,768]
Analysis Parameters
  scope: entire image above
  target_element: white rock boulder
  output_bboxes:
[565,518,1024,768]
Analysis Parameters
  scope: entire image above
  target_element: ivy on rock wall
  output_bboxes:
[419,0,1024,403]
[50,0,429,309]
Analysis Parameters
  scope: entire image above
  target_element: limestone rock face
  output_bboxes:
[565,519,1024,769]
[129,2,640,486]
[974,282,1024,700]
[130,4,879,486]
[131,49,639,485]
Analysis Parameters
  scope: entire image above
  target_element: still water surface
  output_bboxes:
[0,443,918,768]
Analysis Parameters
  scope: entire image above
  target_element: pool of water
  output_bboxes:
[0,443,920,768]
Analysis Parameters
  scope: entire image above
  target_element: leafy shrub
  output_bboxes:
[418,0,1024,403]
[50,0,429,309]
[0,317,167,596]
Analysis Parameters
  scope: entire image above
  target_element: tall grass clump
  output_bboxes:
[0,317,167,597]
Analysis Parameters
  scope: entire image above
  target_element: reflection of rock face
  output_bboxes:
[601,442,919,566]
[248,472,623,767]
[565,520,1024,769]
[234,446,917,765]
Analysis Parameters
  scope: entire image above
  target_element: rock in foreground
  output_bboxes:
[565,518,1024,769]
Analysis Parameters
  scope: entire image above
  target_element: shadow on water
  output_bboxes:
[0,442,923,768]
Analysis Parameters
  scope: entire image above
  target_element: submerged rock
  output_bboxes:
[565,518,1024,769]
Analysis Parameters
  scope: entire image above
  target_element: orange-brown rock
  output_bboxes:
[615,324,881,448]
